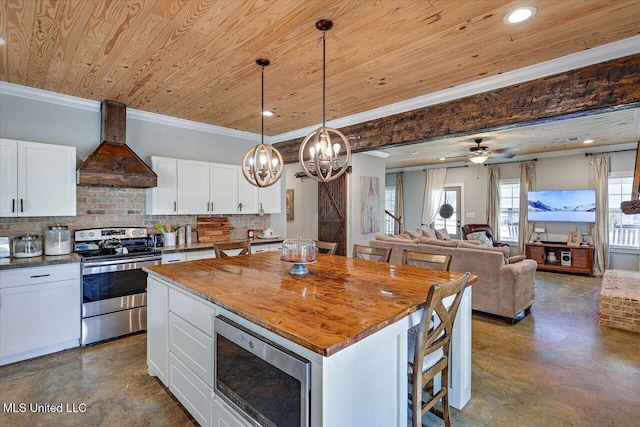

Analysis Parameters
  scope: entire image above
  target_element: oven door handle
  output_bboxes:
[82,258,161,275]
[82,256,161,268]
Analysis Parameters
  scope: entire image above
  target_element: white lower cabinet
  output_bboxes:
[170,353,213,427]
[186,249,216,261]
[147,277,168,386]
[148,276,252,427]
[0,264,80,365]
[168,286,216,426]
[213,397,251,427]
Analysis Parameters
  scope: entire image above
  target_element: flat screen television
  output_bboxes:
[527,189,596,223]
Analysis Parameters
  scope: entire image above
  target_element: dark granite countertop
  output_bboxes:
[0,253,81,271]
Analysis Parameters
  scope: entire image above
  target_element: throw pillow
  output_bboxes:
[466,231,492,247]
[421,228,437,239]
[406,230,423,239]
[435,228,451,240]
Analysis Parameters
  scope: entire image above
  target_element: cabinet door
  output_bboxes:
[147,277,169,386]
[18,141,76,217]
[185,249,216,261]
[0,279,80,358]
[147,156,178,215]
[237,167,258,214]
[210,163,238,214]
[258,178,282,213]
[178,160,210,214]
[0,139,18,217]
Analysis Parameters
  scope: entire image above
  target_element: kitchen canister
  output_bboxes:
[45,224,72,255]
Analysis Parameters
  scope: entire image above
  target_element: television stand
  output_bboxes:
[526,243,594,276]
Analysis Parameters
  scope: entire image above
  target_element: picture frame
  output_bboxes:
[285,189,294,221]
[567,232,580,247]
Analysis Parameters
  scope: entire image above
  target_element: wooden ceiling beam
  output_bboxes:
[274,54,640,164]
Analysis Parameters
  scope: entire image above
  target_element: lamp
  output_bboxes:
[299,19,351,183]
[469,154,488,164]
[242,59,283,188]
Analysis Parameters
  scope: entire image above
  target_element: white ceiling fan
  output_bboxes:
[467,138,520,164]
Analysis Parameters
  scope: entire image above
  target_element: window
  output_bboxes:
[384,185,396,235]
[608,174,640,248]
[499,179,520,242]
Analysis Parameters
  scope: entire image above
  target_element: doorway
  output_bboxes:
[433,186,462,239]
[317,174,348,256]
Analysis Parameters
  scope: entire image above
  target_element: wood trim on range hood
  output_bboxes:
[76,100,157,188]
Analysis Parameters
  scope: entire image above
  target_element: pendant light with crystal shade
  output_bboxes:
[242,59,283,188]
[299,19,351,183]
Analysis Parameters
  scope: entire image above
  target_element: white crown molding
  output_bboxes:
[0,81,263,143]
[271,35,640,143]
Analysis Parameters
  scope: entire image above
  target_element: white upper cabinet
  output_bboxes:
[1,139,76,217]
[209,163,238,214]
[147,156,279,215]
[258,178,282,214]
[147,156,179,215]
[177,159,210,214]
[237,167,259,214]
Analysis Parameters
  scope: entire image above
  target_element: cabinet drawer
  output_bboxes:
[169,353,212,427]
[169,288,215,335]
[186,249,215,261]
[251,244,270,254]
[162,253,186,264]
[169,313,213,386]
[213,397,251,427]
[0,263,80,289]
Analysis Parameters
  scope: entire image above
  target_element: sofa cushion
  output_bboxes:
[465,231,492,247]
[435,228,451,240]
[375,235,419,243]
[417,237,458,247]
[458,241,510,261]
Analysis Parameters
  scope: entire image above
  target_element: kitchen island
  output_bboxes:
[144,252,474,427]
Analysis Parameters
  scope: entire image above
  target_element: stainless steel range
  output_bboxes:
[75,227,161,345]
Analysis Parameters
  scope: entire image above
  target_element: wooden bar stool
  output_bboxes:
[408,272,470,427]
[315,240,338,255]
[213,241,251,258]
[402,250,452,271]
[352,244,391,262]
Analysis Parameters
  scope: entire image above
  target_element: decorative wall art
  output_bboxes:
[286,189,294,221]
[361,177,380,234]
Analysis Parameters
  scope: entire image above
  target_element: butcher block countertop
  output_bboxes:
[144,251,475,357]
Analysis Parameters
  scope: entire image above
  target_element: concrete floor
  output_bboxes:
[1,271,639,426]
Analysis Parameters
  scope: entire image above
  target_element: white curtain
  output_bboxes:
[422,168,447,227]
[487,165,500,241]
[589,155,610,276]
[395,173,405,234]
[517,162,536,255]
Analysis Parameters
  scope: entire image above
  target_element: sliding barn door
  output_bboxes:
[318,174,348,256]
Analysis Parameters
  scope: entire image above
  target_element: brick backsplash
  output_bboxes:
[0,187,271,241]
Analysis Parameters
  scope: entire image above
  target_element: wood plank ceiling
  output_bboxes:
[1,0,639,166]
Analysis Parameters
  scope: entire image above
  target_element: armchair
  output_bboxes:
[461,224,509,248]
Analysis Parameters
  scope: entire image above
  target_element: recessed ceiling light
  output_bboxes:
[0,38,6,45]
[410,152,419,156]
[439,157,446,161]
[503,6,537,25]
[262,110,274,117]
[583,139,594,144]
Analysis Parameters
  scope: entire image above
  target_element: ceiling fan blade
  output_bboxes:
[489,153,516,159]
[491,146,521,154]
